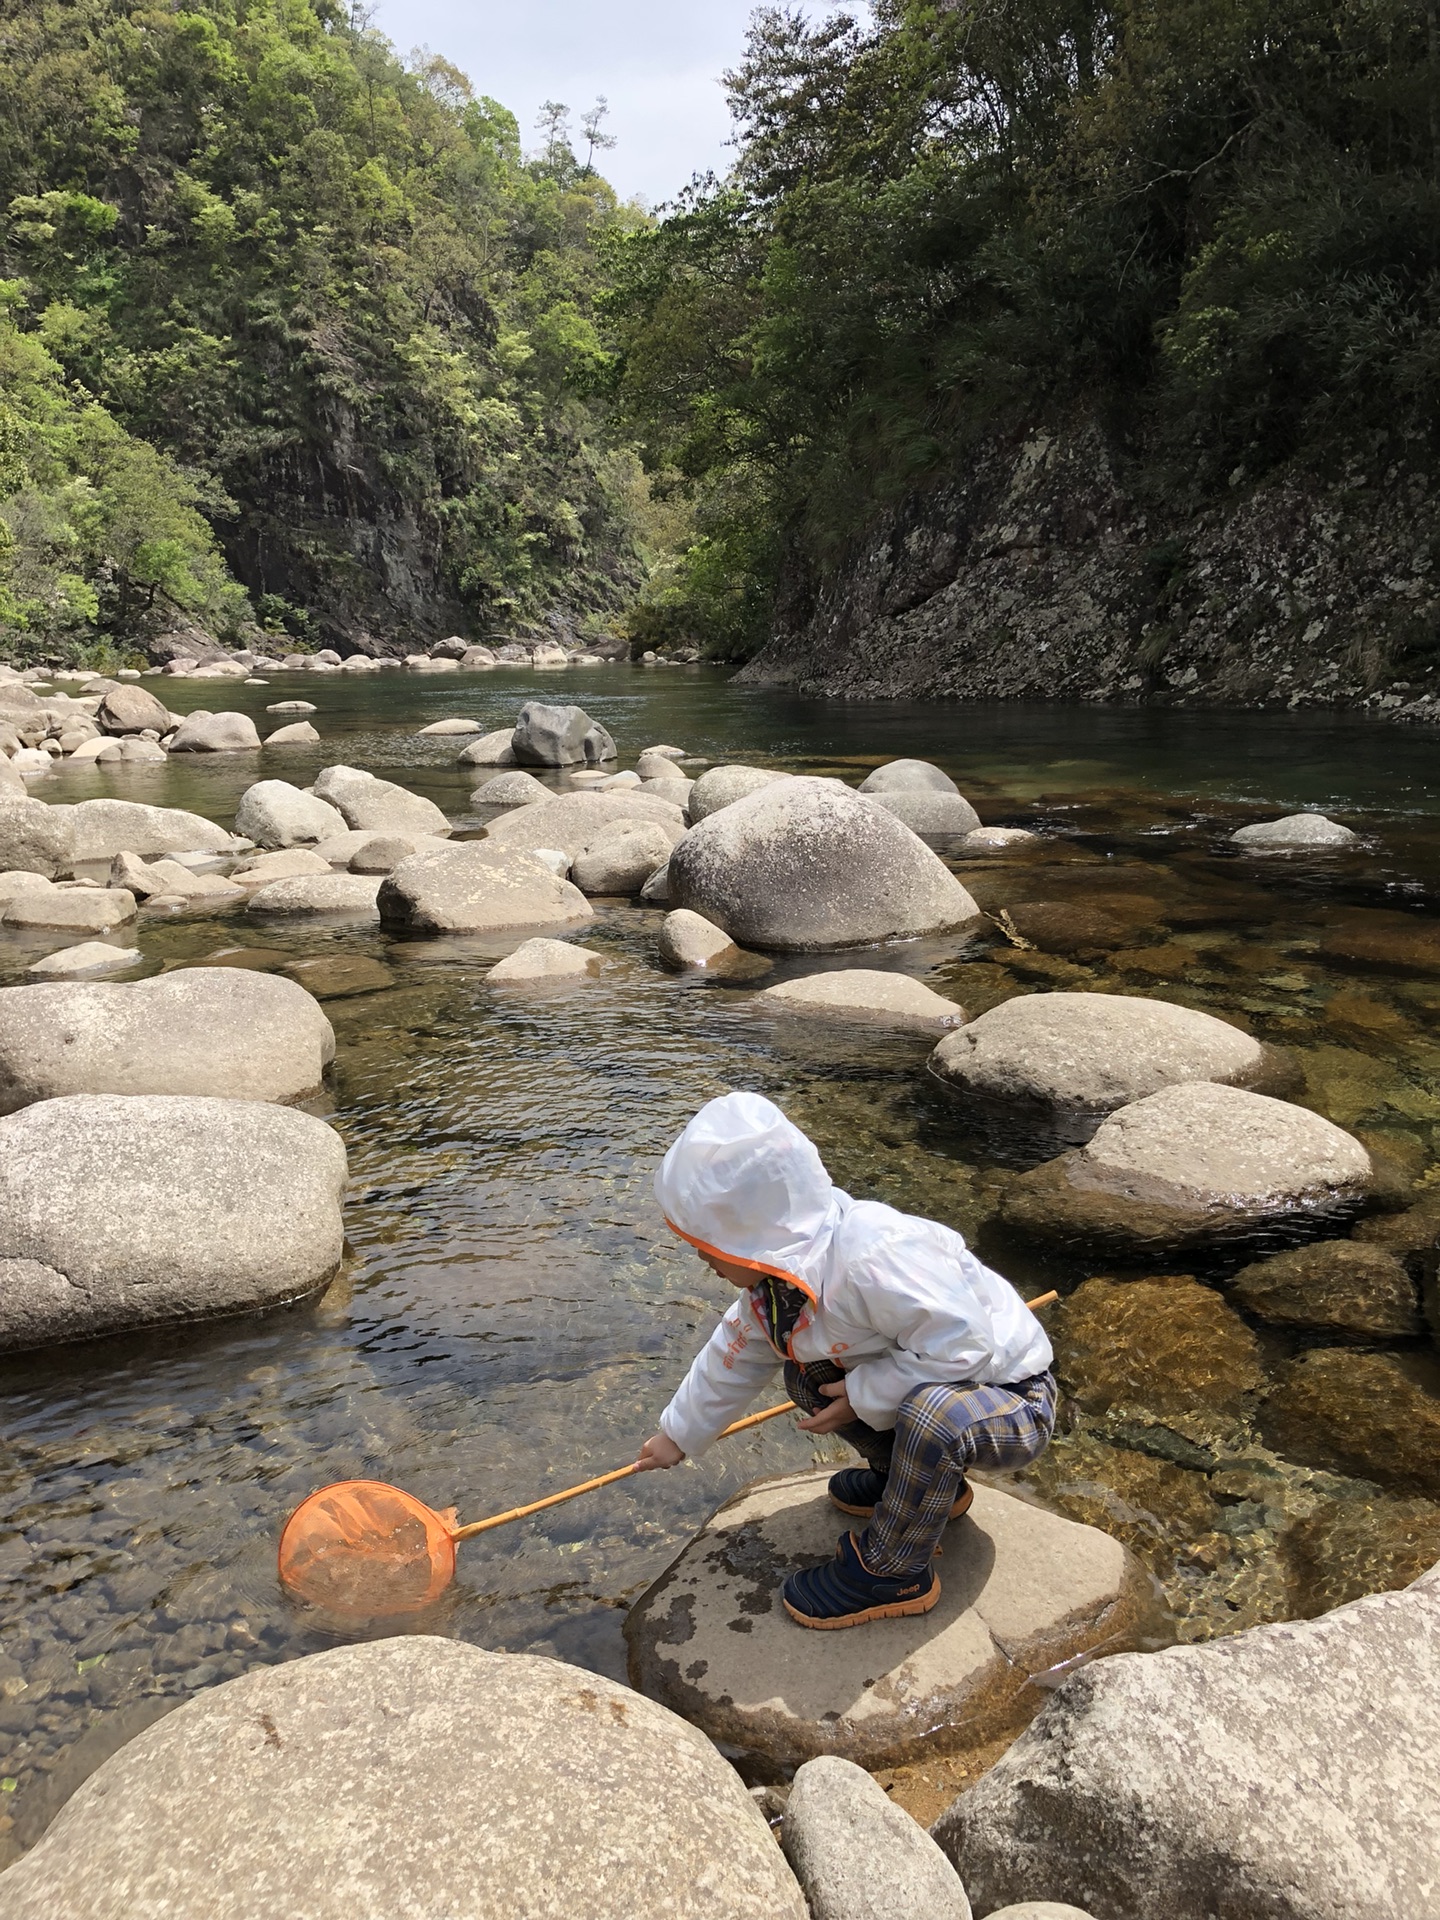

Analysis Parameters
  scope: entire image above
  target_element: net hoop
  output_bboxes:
[278,1478,457,1616]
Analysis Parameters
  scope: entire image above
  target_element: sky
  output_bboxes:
[369,1,865,207]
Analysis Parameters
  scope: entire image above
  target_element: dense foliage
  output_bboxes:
[612,1,1440,658]
[0,0,643,659]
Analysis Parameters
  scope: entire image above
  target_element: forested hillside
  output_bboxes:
[615,1,1440,709]
[0,0,643,664]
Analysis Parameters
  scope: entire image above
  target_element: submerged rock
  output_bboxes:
[758,969,965,1034]
[417,717,482,735]
[933,1571,1440,1920]
[1319,909,1440,975]
[998,902,1138,956]
[626,1469,1151,1770]
[311,765,450,838]
[1002,1083,1376,1255]
[930,991,1280,1141]
[234,780,348,849]
[0,1638,805,1920]
[282,955,395,999]
[0,1093,347,1351]
[1263,1351,1440,1495]
[0,969,334,1112]
[487,938,600,983]
[858,758,959,796]
[669,777,981,952]
[782,1756,972,1920]
[1232,812,1358,849]
[378,843,593,934]
[1052,1277,1266,1417]
[25,941,143,978]
[1230,1240,1422,1339]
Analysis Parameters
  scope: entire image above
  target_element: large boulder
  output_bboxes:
[69,798,234,863]
[96,685,171,735]
[758,968,965,1034]
[688,764,791,821]
[0,1093,347,1351]
[1232,812,1358,849]
[3,882,137,932]
[0,971,334,1113]
[234,781,348,849]
[167,710,262,752]
[933,1570,1440,1920]
[378,843,594,935]
[246,874,381,918]
[929,992,1282,1142]
[858,758,959,795]
[0,797,76,875]
[570,819,675,895]
[511,701,616,767]
[481,790,686,861]
[668,778,981,952]
[311,765,451,837]
[865,790,981,836]
[626,1469,1152,1770]
[0,1637,805,1920]
[1001,1083,1376,1255]
[456,728,519,767]
[782,1756,972,1920]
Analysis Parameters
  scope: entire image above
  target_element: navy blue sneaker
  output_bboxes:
[783,1530,940,1630]
[828,1467,975,1523]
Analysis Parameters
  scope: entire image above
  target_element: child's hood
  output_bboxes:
[654,1091,845,1294]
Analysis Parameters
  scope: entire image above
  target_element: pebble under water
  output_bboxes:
[2,668,1440,1858]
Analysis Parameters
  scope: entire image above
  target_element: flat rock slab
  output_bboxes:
[759,968,965,1034]
[0,1637,805,1920]
[934,1574,1440,1920]
[625,1470,1152,1770]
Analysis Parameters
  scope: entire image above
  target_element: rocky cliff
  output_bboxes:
[739,423,1440,726]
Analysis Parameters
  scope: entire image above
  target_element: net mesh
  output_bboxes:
[277,1480,457,1616]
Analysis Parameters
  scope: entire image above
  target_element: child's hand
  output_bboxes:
[636,1432,685,1471]
[796,1381,855,1434]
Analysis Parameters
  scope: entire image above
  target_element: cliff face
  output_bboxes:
[740,424,1440,725]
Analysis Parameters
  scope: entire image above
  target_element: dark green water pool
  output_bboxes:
[2,666,1438,1856]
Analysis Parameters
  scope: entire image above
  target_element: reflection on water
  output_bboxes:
[2,667,1440,1856]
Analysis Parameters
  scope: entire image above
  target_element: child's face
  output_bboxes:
[699,1250,764,1289]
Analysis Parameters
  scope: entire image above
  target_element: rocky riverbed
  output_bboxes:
[0,659,1438,1913]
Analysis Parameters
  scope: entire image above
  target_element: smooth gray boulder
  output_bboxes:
[167,710,262,752]
[311,765,451,838]
[70,798,234,863]
[378,843,594,935]
[933,1571,1440,1920]
[759,969,965,1034]
[246,874,381,918]
[635,749,687,781]
[570,819,675,895]
[511,700,616,767]
[482,790,686,861]
[0,1093,348,1351]
[26,942,142,978]
[347,831,449,873]
[640,859,671,904]
[1232,812,1358,849]
[657,908,739,969]
[488,938,601,983]
[0,971,334,1112]
[471,769,552,808]
[0,1637,806,1920]
[266,700,316,714]
[234,780,348,849]
[264,720,320,745]
[628,1471,1149,1771]
[456,728,519,767]
[858,758,960,796]
[688,763,792,821]
[97,685,171,735]
[417,716,482,735]
[3,882,137,932]
[1002,1083,1375,1255]
[930,991,1277,1139]
[229,849,333,888]
[783,1756,972,1920]
[0,797,76,875]
[669,777,981,952]
[866,790,981,836]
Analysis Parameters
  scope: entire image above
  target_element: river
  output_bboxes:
[1,665,1438,1856]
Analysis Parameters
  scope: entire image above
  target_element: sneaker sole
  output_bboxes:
[783,1574,941,1630]
[829,1484,975,1523]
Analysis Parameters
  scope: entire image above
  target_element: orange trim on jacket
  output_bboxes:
[664,1214,822,1360]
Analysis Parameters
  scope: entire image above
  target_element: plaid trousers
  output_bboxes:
[785,1359,1057,1576]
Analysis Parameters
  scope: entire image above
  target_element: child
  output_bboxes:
[635,1091,1055,1629]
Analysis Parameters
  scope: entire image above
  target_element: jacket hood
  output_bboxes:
[655,1092,844,1297]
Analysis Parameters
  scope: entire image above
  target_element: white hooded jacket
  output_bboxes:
[655,1092,1052,1458]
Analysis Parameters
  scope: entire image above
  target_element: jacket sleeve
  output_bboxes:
[831,1247,997,1432]
[658,1292,783,1458]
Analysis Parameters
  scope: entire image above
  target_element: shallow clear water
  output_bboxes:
[2,666,1439,1854]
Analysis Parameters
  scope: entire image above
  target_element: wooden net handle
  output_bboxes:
[449,1290,1058,1541]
